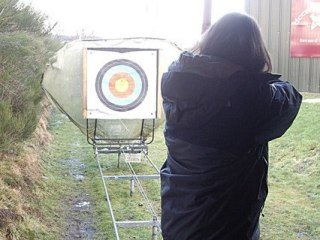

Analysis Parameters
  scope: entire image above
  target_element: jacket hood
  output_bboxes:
[168,52,243,79]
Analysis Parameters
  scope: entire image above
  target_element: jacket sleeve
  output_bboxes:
[254,79,302,144]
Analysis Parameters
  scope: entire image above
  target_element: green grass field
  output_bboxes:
[260,95,320,240]
[42,93,319,239]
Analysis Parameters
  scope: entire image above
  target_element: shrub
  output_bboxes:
[0,0,62,152]
[0,32,61,151]
[0,0,48,34]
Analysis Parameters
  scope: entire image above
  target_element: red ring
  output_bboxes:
[108,72,135,98]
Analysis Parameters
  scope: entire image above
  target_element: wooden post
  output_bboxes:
[202,0,212,33]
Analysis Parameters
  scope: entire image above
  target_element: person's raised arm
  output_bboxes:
[254,79,302,144]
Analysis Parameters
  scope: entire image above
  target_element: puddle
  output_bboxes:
[73,174,85,181]
[62,157,95,239]
[79,163,85,169]
[75,201,91,208]
[80,224,95,239]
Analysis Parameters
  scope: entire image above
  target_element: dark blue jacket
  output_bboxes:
[160,52,302,240]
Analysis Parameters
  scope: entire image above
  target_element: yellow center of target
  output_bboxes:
[115,78,129,93]
[109,72,135,98]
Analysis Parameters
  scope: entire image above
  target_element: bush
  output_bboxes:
[0,2,62,238]
[0,0,62,151]
[0,33,46,151]
[0,0,48,33]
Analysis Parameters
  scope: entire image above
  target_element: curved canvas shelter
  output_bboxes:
[42,38,181,141]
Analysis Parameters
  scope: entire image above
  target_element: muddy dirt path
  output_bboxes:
[47,112,97,239]
[63,157,95,239]
[46,109,166,239]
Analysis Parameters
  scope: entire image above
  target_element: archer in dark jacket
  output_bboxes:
[160,13,302,240]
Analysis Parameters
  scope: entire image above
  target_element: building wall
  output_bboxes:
[245,0,320,92]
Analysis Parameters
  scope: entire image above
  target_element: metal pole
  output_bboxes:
[95,141,161,239]
[202,0,212,33]
[152,226,158,240]
[95,148,120,240]
[130,179,135,197]
[117,152,121,168]
[152,216,159,240]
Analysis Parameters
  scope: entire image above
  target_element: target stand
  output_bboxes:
[87,119,161,240]
[83,47,162,239]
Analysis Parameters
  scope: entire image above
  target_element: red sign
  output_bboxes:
[290,0,320,57]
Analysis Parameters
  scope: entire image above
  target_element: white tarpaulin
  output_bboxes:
[42,38,181,140]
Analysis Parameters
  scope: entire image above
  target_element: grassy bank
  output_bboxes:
[0,104,53,239]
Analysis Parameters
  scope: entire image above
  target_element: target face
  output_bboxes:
[84,48,158,119]
[95,59,148,112]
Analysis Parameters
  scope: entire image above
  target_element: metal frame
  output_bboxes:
[86,118,155,146]
[88,119,161,240]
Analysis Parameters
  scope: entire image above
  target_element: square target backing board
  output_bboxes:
[83,48,159,119]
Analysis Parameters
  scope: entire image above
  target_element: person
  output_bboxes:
[160,12,302,240]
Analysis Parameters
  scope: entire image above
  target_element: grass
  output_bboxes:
[35,107,168,239]
[39,109,166,239]
[38,111,96,239]
[25,92,319,239]
[260,93,320,240]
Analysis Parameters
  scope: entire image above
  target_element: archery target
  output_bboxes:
[95,59,148,112]
[84,48,158,119]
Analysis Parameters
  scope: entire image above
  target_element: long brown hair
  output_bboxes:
[196,13,272,73]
